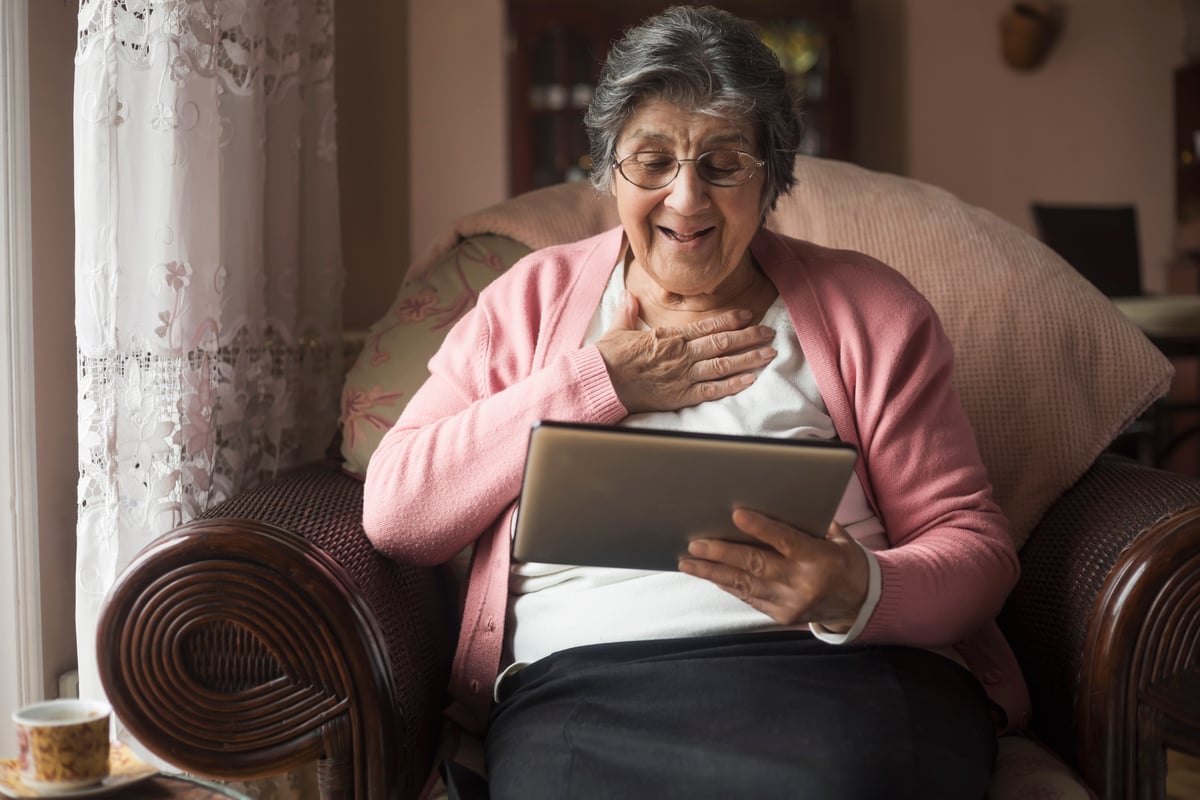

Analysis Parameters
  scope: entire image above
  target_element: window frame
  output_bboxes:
[0,0,46,756]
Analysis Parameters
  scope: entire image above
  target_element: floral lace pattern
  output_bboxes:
[76,0,335,99]
[74,3,341,798]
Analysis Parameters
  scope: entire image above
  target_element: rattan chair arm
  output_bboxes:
[999,453,1200,799]
[97,460,454,800]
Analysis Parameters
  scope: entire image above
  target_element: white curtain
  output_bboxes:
[73,0,342,794]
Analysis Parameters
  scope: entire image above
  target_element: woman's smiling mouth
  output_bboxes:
[659,225,715,242]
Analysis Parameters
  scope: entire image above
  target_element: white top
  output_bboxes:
[503,262,885,677]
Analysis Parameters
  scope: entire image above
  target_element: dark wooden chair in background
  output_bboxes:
[1032,202,1143,297]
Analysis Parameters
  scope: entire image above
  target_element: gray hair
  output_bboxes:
[584,4,802,212]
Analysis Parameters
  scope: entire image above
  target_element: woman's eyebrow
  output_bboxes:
[621,131,751,150]
[704,133,752,149]
[621,131,672,147]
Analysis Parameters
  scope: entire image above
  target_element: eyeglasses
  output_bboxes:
[613,150,765,190]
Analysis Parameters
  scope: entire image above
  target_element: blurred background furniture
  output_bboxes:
[97,159,1200,800]
[1031,202,1143,297]
[1032,201,1200,472]
[1110,293,1200,468]
[505,0,855,193]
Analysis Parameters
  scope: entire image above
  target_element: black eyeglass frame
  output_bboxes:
[612,150,766,190]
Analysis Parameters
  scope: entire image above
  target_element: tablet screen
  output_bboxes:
[512,420,858,571]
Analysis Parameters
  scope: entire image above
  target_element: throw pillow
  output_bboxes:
[340,234,531,477]
[767,157,1172,548]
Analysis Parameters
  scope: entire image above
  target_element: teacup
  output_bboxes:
[12,699,111,791]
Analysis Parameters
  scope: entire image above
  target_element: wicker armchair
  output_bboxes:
[96,163,1200,799]
[96,453,1200,799]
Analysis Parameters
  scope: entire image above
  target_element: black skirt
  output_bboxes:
[476,630,996,800]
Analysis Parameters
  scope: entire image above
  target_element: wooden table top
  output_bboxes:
[115,774,251,798]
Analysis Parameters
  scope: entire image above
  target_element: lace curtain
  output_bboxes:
[73,1,342,795]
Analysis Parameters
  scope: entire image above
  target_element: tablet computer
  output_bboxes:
[512,420,858,571]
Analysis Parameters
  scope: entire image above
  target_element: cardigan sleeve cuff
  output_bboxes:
[568,345,628,422]
[809,543,881,644]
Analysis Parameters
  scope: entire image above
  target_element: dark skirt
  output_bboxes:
[473,631,996,800]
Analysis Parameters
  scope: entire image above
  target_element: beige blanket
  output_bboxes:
[405,157,1172,548]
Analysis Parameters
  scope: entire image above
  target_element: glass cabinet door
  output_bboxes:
[506,1,854,195]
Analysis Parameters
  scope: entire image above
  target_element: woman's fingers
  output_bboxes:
[596,306,777,413]
[671,307,754,338]
[612,290,641,331]
[679,511,868,628]
[728,507,811,557]
[679,515,812,612]
[687,340,776,383]
[679,543,773,590]
[677,545,799,622]
[685,322,776,362]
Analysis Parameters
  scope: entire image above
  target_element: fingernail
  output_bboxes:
[759,347,776,359]
[735,309,752,323]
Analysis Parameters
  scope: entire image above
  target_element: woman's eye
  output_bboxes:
[637,157,675,173]
[703,153,742,173]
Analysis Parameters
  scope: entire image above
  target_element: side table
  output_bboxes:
[1111,295,1200,469]
[0,748,252,800]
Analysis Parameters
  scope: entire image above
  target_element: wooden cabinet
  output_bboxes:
[1177,62,1200,227]
[505,0,855,195]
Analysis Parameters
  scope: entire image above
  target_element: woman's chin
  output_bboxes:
[643,268,715,297]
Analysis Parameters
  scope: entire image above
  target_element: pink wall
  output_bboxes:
[407,0,507,265]
[337,2,410,330]
[908,0,1185,291]
[407,0,1188,290]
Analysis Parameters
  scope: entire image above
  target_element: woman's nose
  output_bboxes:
[663,163,711,215]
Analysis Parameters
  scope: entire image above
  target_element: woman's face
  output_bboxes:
[612,99,766,299]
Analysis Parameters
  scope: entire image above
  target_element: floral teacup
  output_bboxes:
[12,699,110,791]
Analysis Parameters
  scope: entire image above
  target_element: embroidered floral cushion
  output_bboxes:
[340,235,532,477]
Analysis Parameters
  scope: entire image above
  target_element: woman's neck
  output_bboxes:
[625,251,778,329]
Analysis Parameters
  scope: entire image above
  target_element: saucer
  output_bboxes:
[0,743,157,798]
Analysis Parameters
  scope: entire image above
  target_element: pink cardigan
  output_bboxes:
[363,226,1032,735]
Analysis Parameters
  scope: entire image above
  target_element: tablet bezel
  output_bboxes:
[512,420,859,571]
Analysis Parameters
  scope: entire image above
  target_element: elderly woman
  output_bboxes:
[364,5,1030,798]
